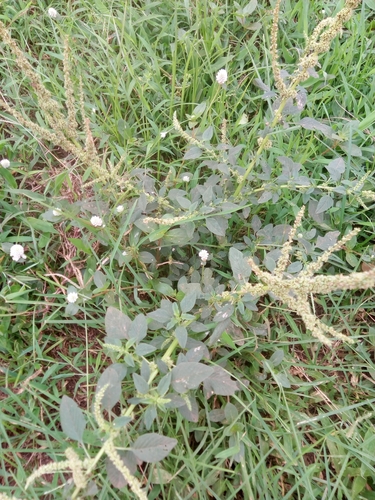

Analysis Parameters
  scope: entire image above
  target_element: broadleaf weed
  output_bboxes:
[1,0,375,498]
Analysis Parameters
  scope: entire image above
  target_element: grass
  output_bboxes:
[0,0,375,499]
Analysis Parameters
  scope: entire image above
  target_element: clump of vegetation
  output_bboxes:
[1,0,375,498]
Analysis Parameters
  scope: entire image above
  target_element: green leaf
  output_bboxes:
[184,147,203,160]
[178,395,199,422]
[316,231,340,250]
[229,247,252,282]
[93,270,107,288]
[299,117,334,139]
[346,252,359,268]
[60,395,86,442]
[269,349,284,367]
[105,307,131,339]
[191,101,206,116]
[157,372,171,397]
[113,416,132,429]
[95,364,127,410]
[175,326,188,348]
[274,373,291,388]
[203,366,239,397]
[171,362,214,393]
[224,402,239,424]
[180,291,197,313]
[325,157,345,181]
[135,343,157,356]
[202,126,213,141]
[351,476,367,498]
[315,195,333,214]
[131,433,177,463]
[128,313,148,342]
[205,216,228,237]
[69,238,92,255]
[106,451,137,488]
[0,167,17,188]
[133,373,149,394]
[25,217,58,234]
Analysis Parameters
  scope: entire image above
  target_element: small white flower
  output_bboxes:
[122,250,128,256]
[67,291,78,303]
[199,249,209,263]
[182,175,190,182]
[297,233,303,239]
[10,244,26,262]
[0,159,10,168]
[160,131,168,138]
[238,113,248,125]
[48,7,59,18]
[52,208,62,216]
[116,205,125,213]
[216,69,228,85]
[90,216,104,227]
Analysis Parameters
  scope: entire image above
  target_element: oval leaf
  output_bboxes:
[315,195,333,214]
[105,307,131,339]
[131,433,177,463]
[95,364,127,410]
[171,362,214,393]
[60,395,86,442]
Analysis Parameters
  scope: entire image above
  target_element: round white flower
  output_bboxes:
[48,7,59,18]
[52,208,62,216]
[199,249,209,263]
[122,250,128,256]
[67,291,78,303]
[0,159,10,168]
[160,131,168,138]
[10,244,26,262]
[116,205,125,213]
[182,175,190,182]
[90,216,104,227]
[216,69,228,85]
